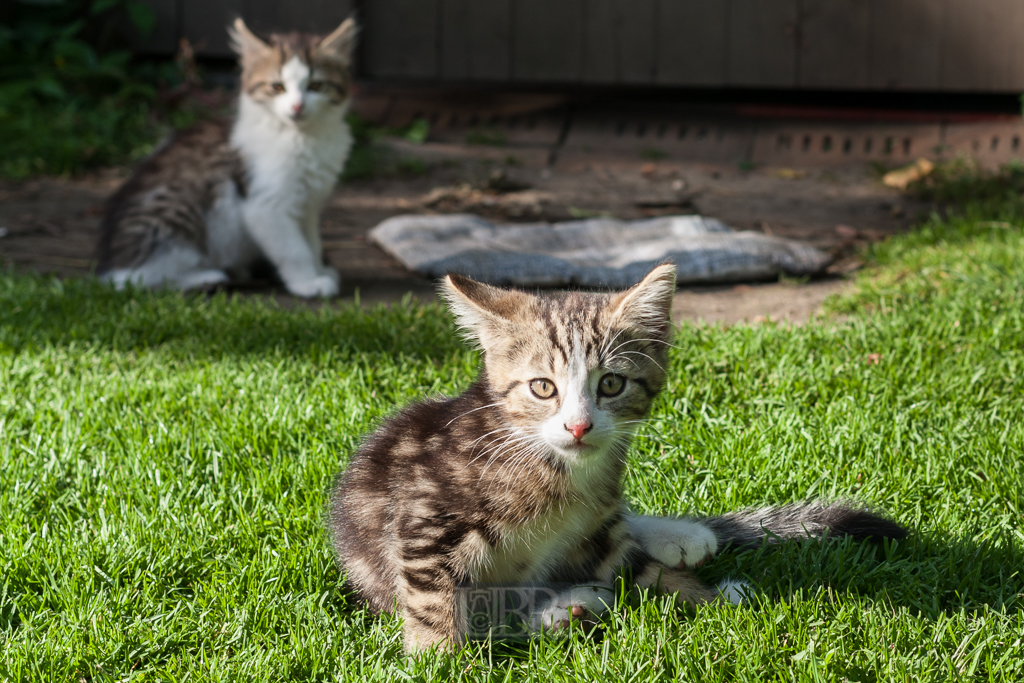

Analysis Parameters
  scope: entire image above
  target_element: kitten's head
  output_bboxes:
[441,266,677,465]
[229,17,357,127]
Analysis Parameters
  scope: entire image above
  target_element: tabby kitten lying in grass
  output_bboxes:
[97,18,356,297]
[329,265,907,652]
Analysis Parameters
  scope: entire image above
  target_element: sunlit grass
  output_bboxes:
[1,201,1023,680]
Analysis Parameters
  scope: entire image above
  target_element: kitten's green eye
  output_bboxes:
[529,379,557,399]
[270,82,286,93]
[307,81,324,92]
[598,373,626,397]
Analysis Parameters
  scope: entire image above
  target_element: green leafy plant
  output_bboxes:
[341,115,432,181]
[905,158,1024,209]
[0,0,195,178]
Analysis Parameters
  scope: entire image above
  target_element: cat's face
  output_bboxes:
[442,266,676,465]
[230,18,357,127]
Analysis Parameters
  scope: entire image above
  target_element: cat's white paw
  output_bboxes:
[176,269,231,290]
[716,579,753,606]
[530,585,613,632]
[286,273,340,298]
[317,264,341,284]
[629,516,719,568]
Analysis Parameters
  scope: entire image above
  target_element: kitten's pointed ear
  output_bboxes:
[440,274,527,349]
[318,17,358,60]
[229,18,270,59]
[609,264,677,338]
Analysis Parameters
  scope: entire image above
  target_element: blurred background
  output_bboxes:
[142,0,1024,95]
[5,0,1024,317]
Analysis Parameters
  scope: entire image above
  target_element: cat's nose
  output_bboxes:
[292,102,304,115]
[564,422,592,441]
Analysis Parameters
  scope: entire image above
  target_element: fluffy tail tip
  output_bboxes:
[831,507,909,543]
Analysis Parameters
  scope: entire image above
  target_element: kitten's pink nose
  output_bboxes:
[292,102,304,115]
[564,422,592,441]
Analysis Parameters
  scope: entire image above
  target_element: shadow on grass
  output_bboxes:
[700,529,1023,618]
[0,273,464,363]
[321,530,1023,673]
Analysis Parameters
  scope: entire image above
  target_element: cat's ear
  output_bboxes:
[441,274,527,349]
[608,264,676,338]
[318,17,358,61]
[229,18,271,60]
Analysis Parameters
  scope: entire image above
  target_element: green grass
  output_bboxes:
[2,203,1024,679]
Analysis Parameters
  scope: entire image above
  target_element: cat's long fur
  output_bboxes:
[328,265,907,652]
[97,18,357,297]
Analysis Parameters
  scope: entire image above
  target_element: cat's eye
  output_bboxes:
[529,379,557,399]
[270,82,286,93]
[307,81,325,92]
[598,373,626,397]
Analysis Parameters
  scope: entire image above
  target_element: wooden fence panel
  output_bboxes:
[581,0,618,83]
[727,0,799,87]
[440,0,512,80]
[799,0,870,89]
[138,0,179,54]
[245,0,353,38]
[655,0,728,86]
[866,0,943,90]
[512,0,584,82]
[617,0,656,84]
[362,0,439,79]
[140,0,1024,92]
[182,0,241,57]
[939,0,1024,92]
[582,0,656,84]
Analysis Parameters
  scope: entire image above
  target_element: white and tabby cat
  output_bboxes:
[97,18,357,297]
[329,265,907,652]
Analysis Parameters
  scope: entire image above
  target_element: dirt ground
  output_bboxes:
[0,136,922,325]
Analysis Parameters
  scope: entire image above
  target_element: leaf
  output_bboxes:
[90,0,122,15]
[126,1,156,38]
[32,77,68,100]
[403,118,429,144]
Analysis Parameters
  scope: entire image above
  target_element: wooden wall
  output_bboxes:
[138,0,355,56]
[138,0,1024,92]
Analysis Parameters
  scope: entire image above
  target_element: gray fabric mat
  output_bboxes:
[369,213,833,288]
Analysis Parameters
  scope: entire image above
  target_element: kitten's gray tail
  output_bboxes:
[701,501,908,551]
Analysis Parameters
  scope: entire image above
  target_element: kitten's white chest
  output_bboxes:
[478,456,619,583]
[231,95,352,202]
[482,505,602,582]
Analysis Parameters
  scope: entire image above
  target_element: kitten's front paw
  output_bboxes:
[317,264,340,284]
[286,273,340,298]
[637,518,719,569]
[531,585,612,633]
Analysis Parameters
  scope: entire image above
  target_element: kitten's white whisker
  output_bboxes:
[609,336,681,353]
[605,337,669,359]
[460,428,521,472]
[498,445,546,497]
[477,432,534,479]
[444,402,507,428]
[599,326,630,363]
[610,349,665,372]
[460,425,517,457]
[483,444,540,495]
[475,437,522,474]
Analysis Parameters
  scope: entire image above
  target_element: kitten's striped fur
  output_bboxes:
[329,265,907,652]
